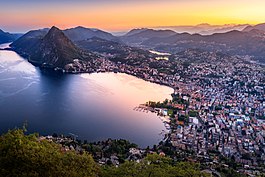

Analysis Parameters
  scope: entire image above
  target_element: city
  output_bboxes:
[1,0,265,176]
[41,48,265,176]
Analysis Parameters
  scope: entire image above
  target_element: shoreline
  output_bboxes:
[0,47,173,148]
[40,67,176,90]
[5,46,179,90]
[133,104,171,134]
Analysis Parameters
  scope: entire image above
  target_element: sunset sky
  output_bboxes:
[1,0,265,33]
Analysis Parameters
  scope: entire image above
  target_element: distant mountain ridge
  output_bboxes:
[9,22,265,67]
[11,26,156,67]
[10,25,120,69]
[64,26,118,42]
[124,28,149,36]
[121,28,177,46]
[155,23,249,35]
[0,29,22,44]
[12,26,118,47]
[75,37,154,63]
[243,23,265,32]
[10,28,49,55]
[122,28,265,63]
[124,28,176,38]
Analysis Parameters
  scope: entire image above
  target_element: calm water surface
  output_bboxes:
[0,44,173,147]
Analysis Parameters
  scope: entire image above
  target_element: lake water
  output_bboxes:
[0,44,173,147]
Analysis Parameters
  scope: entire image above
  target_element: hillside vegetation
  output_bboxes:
[0,128,207,177]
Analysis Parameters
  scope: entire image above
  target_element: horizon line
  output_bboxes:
[1,22,264,34]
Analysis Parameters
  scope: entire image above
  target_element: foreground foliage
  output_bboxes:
[0,129,99,177]
[0,129,208,177]
[101,154,209,177]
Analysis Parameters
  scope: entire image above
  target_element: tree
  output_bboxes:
[101,153,209,177]
[0,128,99,177]
[0,129,212,177]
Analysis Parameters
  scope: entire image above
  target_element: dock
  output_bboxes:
[133,104,155,113]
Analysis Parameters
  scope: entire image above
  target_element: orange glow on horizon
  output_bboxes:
[0,0,265,32]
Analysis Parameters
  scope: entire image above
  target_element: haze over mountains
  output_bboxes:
[155,23,250,35]
[243,23,265,32]
[2,22,265,71]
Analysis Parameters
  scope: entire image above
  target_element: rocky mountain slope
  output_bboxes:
[11,26,96,69]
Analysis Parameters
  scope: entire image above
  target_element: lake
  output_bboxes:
[0,44,173,147]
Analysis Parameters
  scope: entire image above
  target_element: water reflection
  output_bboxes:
[0,46,173,147]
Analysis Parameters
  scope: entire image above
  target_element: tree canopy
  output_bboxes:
[101,153,209,177]
[0,129,208,177]
[0,128,99,177]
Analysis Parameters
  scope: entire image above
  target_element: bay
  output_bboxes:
[0,44,173,147]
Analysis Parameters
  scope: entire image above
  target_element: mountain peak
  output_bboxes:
[43,26,66,41]
[63,26,117,42]
[71,26,100,32]
[44,26,70,44]
[48,26,62,34]
[243,23,265,32]
[12,25,92,68]
[73,26,88,30]
[125,28,149,36]
[51,26,59,29]
[76,26,85,29]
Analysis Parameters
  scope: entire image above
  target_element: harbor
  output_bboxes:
[133,104,171,130]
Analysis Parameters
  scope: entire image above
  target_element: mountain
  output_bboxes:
[10,28,49,55]
[155,24,249,35]
[199,24,248,35]
[121,28,177,46]
[126,29,176,38]
[0,29,22,44]
[11,26,95,68]
[76,37,154,63]
[140,30,265,63]
[243,23,265,32]
[63,26,118,42]
[124,28,149,36]
[12,26,119,46]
